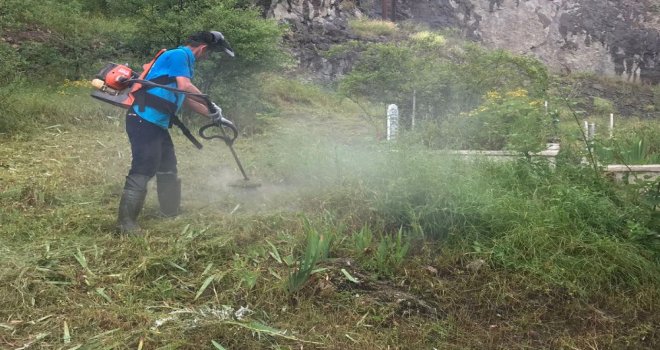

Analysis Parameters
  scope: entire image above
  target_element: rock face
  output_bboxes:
[257,0,660,84]
[462,0,660,84]
[258,0,364,81]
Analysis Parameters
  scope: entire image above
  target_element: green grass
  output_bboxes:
[348,19,398,39]
[1,80,659,349]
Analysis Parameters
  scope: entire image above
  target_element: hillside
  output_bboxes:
[1,84,659,349]
[1,1,659,349]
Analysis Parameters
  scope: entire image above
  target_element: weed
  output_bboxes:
[286,219,335,294]
[348,19,398,38]
[351,225,374,257]
[369,228,410,277]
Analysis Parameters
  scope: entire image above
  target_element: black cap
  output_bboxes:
[189,31,235,57]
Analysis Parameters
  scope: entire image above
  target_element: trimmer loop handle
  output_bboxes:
[198,100,238,145]
[199,121,238,145]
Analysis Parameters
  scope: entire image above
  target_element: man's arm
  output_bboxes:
[176,76,213,117]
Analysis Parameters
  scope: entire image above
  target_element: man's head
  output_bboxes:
[186,31,235,59]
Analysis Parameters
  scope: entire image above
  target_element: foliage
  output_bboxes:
[594,121,660,165]
[1,93,660,348]
[427,88,551,152]
[349,225,410,277]
[0,0,285,81]
[338,37,549,135]
[0,0,287,134]
[368,228,410,277]
[1,0,134,82]
[593,96,615,115]
[348,19,398,39]
[0,43,23,86]
[286,219,334,294]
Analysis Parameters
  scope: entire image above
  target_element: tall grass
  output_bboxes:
[0,83,121,134]
[593,120,660,165]
[2,85,659,348]
[256,127,660,296]
[348,19,398,39]
[286,219,335,294]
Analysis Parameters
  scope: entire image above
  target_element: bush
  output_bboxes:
[272,134,660,294]
[0,43,23,86]
[593,96,615,115]
[338,36,549,130]
[0,0,288,133]
[430,88,551,152]
[594,120,660,165]
[348,19,398,39]
[367,153,660,294]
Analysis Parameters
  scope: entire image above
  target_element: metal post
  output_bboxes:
[609,113,614,138]
[411,90,416,130]
[387,104,399,141]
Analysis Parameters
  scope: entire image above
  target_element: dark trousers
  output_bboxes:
[126,112,177,178]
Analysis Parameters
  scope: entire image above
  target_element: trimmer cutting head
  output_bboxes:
[227,179,262,189]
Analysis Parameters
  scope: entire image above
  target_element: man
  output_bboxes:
[117,30,234,234]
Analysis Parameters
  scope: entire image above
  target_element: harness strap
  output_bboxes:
[170,115,203,149]
[131,49,202,149]
[133,75,178,114]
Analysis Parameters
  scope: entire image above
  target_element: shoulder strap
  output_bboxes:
[139,48,168,80]
[137,48,203,150]
[171,115,203,150]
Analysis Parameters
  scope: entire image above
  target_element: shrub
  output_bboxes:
[348,19,398,39]
[594,121,660,165]
[338,37,549,130]
[0,43,23,86]
[593,96,615,115]
[434,89,551,152]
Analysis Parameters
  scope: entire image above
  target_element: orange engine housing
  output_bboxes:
[104,64,134,90]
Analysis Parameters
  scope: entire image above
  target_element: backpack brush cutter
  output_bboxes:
[90,60,261,189]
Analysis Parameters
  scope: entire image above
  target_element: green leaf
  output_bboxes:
[266,240,282,264]
[268,268,282,280]
[195,275,216,301]
[223,320,322,344]
[95,288,112,303]
[341,268,360,284]
[201,263,214,276]
[311,267,329,275]
[211,340,227,350]
[283,255,295,266]
[168,261,188,272]
[180,224,191,236]
[63,320,71,344]
[73,247,87,270]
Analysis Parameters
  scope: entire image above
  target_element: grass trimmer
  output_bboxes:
[90,61,260,188]
[198,104,261,189]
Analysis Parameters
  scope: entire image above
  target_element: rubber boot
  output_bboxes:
[156,172,181,217]
[117,174,150,234]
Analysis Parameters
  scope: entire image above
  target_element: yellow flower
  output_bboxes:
[486,91,501,101]
[410,31,446,45]
[61,79,89,88]
[505,88,528,98]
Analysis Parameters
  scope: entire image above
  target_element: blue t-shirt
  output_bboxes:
[134,46,195,129]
